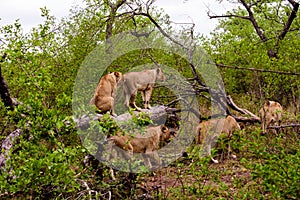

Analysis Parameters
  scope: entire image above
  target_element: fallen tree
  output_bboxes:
[74,105,179,130]
[0,126,27,170]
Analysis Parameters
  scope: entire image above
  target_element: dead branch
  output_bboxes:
[227,95,260,121]
[208,13,250,20]
[215,63,300,76]
[75,178,100,199]
[233,115,261,123]
[74,105,171,130]
[134,12,189,51]
[0,125,27,170]
[240,0,268,42]
[133,7,207,88]
[268,124,300,129]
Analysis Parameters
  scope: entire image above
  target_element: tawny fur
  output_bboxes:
[90,72,122,116]
[259,100,283,134]
[107,125,175,179]
[195,115,241,163]
[121,68,165,110]
[109,125,173,154]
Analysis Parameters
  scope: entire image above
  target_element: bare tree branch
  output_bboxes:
[208,12,251,20]
[241,0,268,42]
[133,12,189,51]
[207,0,299,58]
[226,95,260,121]
[215,62,300,76]
[104,0,128,51]
[269,123,300,129]
[278,0,299,40]
[132,9,207,88]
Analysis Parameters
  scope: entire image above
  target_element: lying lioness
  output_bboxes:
[195,115,241,163]
[107,125,175,179]
[110,125,173,153]
[121,68,165,111]
[259,100,283,134]
[90,71,123,116]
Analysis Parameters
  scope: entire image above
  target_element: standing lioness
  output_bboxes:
[90,71,123,116]
[122,68,165,111]
[259,100,283,134]
[196,115,241,163]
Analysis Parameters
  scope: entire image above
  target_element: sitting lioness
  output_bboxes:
[90,71,123,116]
[195,115,241,163]
[259,100,283,134]
[122,68,165,111]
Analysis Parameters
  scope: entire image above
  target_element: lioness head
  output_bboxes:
[160,125,176,144]
[262,100,282,123]
[259,100,283,133]
[156,68,166,82]
[113,71,123,83]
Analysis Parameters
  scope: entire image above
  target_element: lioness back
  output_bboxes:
[122,68,165,110]
[123,68,165,90]
[196,116,240,144]
[222,115,241,137]
[195,115,240,163]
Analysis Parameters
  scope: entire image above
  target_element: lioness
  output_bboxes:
[122,68,165,111]
[107,125,175,179]
[90,71,123,116]
[259,100,283,134]
[195,115,241,163]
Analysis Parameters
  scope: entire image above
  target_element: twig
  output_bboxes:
[75,178,98,200]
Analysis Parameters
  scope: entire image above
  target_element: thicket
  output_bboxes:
[0,0,299,199]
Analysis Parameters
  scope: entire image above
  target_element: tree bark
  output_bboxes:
[226,95,261,123]
[74,105,176,130]
[0,53,14,110]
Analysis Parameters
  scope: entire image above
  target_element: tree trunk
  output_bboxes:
[0,53,14,110]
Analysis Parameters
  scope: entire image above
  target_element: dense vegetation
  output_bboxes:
[0,0,299,199]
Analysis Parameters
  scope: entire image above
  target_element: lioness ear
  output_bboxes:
[169,128,177,137]
[160,125,168,132]
[114,72,122,81]
[156,68,161,74]
[266,100,270,106]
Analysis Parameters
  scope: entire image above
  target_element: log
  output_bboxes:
[74,105,173,130]
[0,127,24,170]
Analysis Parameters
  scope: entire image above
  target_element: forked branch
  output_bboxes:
[226,95,260,123]
[207,0,299,58]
